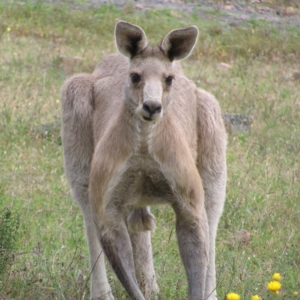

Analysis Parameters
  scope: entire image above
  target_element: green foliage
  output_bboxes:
[0,208,20,274]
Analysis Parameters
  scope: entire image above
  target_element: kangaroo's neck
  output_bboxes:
[122,101,164,156]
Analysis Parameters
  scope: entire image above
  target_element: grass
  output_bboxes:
[0,1,299,299]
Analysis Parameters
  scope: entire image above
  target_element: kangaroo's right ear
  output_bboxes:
[115,21,148,58]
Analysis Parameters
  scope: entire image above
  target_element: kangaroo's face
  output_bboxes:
[125,53,174,122]
[115,21,198,123]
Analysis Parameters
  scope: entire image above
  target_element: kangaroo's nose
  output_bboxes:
[143,101,162,115]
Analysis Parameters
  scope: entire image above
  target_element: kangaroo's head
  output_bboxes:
[115,21,198,123]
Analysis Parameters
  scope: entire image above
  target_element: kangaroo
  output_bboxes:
[61,21,227,300]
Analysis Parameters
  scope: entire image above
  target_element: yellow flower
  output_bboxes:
[272,273,281,281]
[293,291,298,296]
[268,281,281,292]
[251,295,261,300]
[226,292,240,300]
[7,27,11,32]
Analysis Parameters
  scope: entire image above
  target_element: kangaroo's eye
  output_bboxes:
[131,73,141,84]
[165,75,174,85]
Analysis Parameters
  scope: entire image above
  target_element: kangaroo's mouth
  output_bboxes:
[142,116,152,122]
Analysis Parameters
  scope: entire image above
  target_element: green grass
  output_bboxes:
[0,1,300,299]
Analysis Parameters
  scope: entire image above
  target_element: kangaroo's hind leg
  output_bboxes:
[127,207,159,299]
[201,170,226,300]
[196,88,227,300]
[61,74,114,300]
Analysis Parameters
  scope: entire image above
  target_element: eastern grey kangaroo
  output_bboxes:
[61,21,227,300]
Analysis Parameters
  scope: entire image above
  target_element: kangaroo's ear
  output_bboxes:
[160,26,198,61]
[115,21,148,58]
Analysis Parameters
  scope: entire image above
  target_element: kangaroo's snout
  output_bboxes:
[143,101,162,115]
[141,100,162,121]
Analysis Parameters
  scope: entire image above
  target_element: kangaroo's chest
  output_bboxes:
[114,131,174,206]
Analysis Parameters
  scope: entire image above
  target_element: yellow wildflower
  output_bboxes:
[272,273,281,281]
[7,27,11,32]
[226,292,240,300]
[268,281,281,292]
[293,291,298,296]
[251,295,261,300]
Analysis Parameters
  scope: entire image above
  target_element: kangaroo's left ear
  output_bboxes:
[160,26,198,61]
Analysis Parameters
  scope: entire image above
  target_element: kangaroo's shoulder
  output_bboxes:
[93,53,128,80]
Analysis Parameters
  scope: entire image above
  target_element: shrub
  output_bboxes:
[0,208,20,274]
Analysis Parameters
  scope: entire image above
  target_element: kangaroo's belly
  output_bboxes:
[113,154,174,206]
